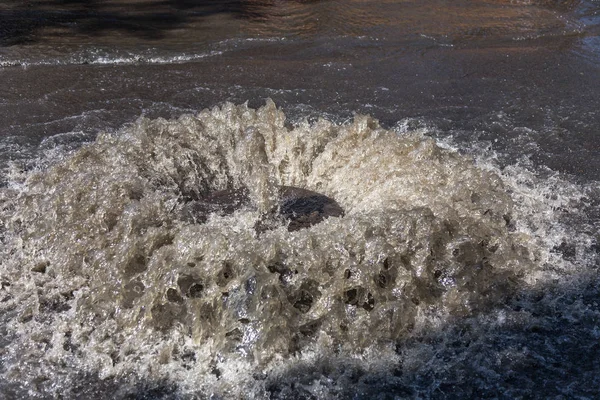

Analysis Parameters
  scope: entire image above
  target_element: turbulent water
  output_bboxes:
[1,102,597,399]
[1,1,600,399]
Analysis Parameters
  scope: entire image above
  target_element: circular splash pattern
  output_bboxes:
[0,101,561,397]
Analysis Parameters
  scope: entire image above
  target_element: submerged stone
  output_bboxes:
[181,186,344,232]
[278,186,345,231]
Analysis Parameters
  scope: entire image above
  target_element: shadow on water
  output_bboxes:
[262,269,600,399]
[1,0,586,46]
[0,0,281,46]
[3,262,597,399]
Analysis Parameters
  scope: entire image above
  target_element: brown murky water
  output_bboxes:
[1,1,599,399]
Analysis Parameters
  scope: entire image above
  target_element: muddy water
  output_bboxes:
[1,1,600,399]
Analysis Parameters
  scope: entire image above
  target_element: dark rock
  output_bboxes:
[32,261,49,274]
[278,186,344,231]
[181,185,344,232]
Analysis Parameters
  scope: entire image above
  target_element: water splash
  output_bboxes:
[0,101,594,398]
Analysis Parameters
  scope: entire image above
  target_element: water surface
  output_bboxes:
[1,1,599,398]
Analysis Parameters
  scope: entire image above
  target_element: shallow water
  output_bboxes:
[1,1,599,399]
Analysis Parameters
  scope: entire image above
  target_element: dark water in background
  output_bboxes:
[1,1,600,399]
[1,0,599,179]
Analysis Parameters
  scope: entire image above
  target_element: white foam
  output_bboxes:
[0,101,596,398]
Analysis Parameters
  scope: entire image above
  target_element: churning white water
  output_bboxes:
[1,101,597,398]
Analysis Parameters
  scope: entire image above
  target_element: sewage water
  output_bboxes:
[0,1,599,399]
